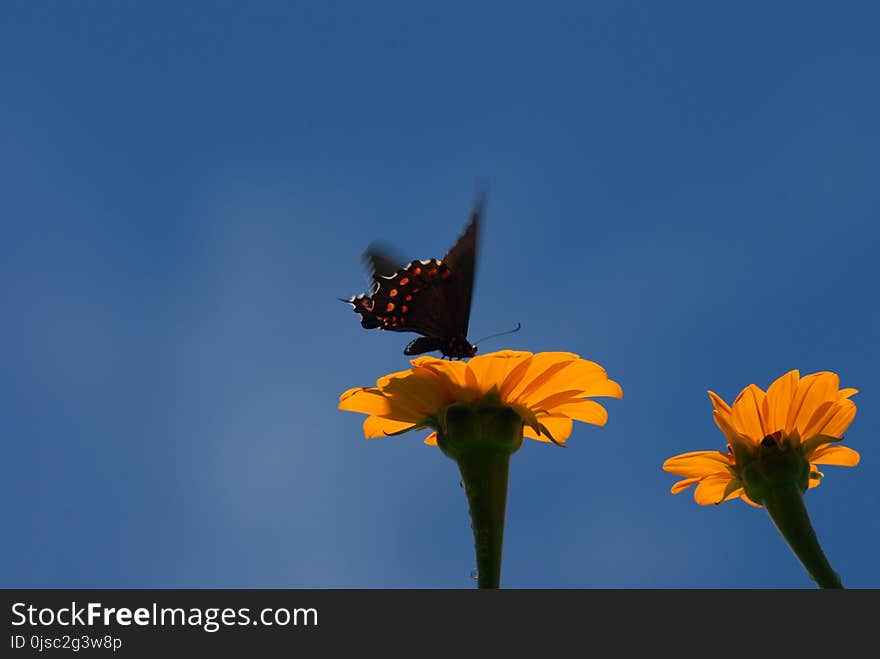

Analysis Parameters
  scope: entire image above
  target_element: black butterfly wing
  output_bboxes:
[362,242,407,281]
[360,264,461,338]
[344,193,483,356]
[381,195,481,343]
[439,194,482,340]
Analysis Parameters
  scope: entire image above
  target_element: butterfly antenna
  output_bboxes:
[473,323,522,346]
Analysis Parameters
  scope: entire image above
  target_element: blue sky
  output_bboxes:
[2,2,878,588]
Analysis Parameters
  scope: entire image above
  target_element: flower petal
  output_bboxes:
[580,378,624,399]
[363,416,419,438]
[548,399,610,426]
[523,414,573,443]
[818,398,857,438]
[707,390,732,416]
[838,387,858,400]
[764,370,798,434]
[506,352,580,404]
[731,384,767,442]
[499,354,536,400]
[810,444,860,467]
[339,387,426,424]
[662,450,732,477]
[808,466,823,489]
[670,477,700,494]
[720,478,745,503]
[339,388,394,416]
[529,389,585,412]
[423,431,438,446]
[380,369,450,418]
[467,350,531,395]
[712,410,753,453]
[414,358,480,402]
[800,401,838,443]
[508,403,541,437]
[376,368,421,388]
[550,358,622,398]
[786,371,839,435]
[694,474,735,505]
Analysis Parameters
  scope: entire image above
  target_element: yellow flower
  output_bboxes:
[338,350,623,445]
[663,370,859,507]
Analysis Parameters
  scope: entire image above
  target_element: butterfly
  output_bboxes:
[343,194,483,359]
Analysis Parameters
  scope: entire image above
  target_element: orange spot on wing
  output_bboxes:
[399,277,409,286]
[405,294,412,301]
[386,302,395,312]
[401,305,409,313]
[412,267,422,276]
[389,289,398,297]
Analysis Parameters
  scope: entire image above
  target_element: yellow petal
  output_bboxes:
[409,356,447,369]
[339,388,394,416]
[499,354,536,400]
[670,477,700,494]
[508,403,540,437]
[415,359,480,402]
[786,372,839,435]
[760,393,772,434]
[731,384,767,442]
[810,444,860,467]
[380,369,449,418]
[694,474,735,505]
[707,390,732,416]
[423,431,438,446]
[506,352,580,404]
[340,386,426,424]
[713,410,751,450]
[548,399,610,426]
[529,389,584,412]
[516,356,621,408]
[339,386,366,401]
[662,450,732,477]
[838,387,858,400]
[523,414,573,443]
[580,378,624,399]
[363,416,418,438]
[467,351,531,395]
[808,465,822,489]
[818,398,857,438]
[550,358,620,398]
[800,401,837,441]
[376,367,421,388]
[764,370,798,434]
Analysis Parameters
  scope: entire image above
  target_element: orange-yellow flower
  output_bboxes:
[338,350,623,445]
[663,370,859,507]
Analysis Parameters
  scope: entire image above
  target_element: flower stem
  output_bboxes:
[456,451,510,589]
[762,484,843,589]
[437,402,523,589]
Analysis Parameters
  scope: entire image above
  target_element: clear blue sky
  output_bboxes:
[2,2,878,588]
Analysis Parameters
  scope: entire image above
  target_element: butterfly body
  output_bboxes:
[344,197,482,359]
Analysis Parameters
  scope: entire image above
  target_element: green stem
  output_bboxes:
[456,451,510,589]
[762,484,843,589]
[436,401,523,590]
